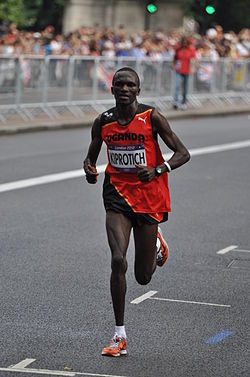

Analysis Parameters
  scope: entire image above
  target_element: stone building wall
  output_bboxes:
[63,0,184,34]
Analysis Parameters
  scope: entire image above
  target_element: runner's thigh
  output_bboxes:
[106,210,132,257]
[133,223,158,281]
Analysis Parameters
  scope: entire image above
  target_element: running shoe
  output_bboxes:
[102,335,127,357]
[156,227,169,267]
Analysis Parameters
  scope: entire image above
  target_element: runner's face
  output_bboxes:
[111,71,140,104]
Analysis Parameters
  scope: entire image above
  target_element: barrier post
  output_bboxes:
[189,59,194,94]
[156,61,163,96]
[170,66,175,99]
[67,57,74,103]
[211,61,217,93]
[92,58,98,101]
[221,59,227,92]
[15,57,22,105]
[242,60,248,92]
[42,56,49,105]
[136,59,142,87]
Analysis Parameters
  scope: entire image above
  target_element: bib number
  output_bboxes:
[108,144,147,172]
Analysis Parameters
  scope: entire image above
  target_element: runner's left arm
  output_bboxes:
[136,108,190,182]
[152,108,190,172]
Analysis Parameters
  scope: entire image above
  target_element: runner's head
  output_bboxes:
[111,67,140,104]
[112,67,140,87]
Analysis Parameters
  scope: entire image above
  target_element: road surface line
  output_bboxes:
[0,165,106,193]
[9,359,36,368]
[75,372,128,377]
[235,249,250,253]
[0,366,129,377]
[0,367,75,376]
[217,245,238,254]
[187,140,250,156]
[1,140,250,194]
[149,297,231,308]
[130,290,158,304]
[0,170,82,193]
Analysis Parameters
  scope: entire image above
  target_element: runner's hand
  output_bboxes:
[83,162,99,184]
[135,164,155,182]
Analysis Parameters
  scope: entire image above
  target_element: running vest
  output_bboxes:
[101,104,171,213]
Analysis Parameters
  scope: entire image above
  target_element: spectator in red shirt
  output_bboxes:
[173,36,197,110]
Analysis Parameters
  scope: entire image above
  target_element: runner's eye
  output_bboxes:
[114,82,136,88]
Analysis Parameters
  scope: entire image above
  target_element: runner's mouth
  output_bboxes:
[118,95,130,99]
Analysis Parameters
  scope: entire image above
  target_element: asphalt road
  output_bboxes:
[0,114,250,377]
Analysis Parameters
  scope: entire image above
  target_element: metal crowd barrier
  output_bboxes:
[0,55,249,123]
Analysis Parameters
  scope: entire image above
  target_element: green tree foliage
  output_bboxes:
[0,0,25,26]
[26,0,66,31]
[183,0,250,33]
[0,0,67,31]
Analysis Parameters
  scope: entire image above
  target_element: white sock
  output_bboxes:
[115,325,126,338]
[156,236,161,252]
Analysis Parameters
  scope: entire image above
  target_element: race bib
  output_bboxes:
[108,144,147,172]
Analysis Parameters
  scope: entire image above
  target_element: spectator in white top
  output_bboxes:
[50,34,63,55]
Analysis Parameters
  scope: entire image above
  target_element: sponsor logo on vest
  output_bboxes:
[106,133,145,143]
[138,116,147,124]
[104,111,113,119]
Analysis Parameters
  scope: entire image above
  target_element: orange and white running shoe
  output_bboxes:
[156,227,169,267]
[102,335,127,357]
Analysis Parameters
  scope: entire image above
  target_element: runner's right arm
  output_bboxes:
[83,116,103,184]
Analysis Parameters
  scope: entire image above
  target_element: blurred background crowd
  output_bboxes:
[1,23,250,60]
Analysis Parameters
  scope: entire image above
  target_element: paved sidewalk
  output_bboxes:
[0,103,249,136]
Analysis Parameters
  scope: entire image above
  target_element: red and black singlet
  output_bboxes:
[101,103,171,223]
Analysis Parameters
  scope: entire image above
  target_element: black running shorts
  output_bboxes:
[102,173,168,226]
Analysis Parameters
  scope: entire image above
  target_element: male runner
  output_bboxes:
[83,67,190,356]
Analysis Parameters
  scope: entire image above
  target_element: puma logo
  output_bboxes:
[138,116,147,124]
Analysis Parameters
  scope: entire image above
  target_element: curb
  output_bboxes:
[0,105,249,136]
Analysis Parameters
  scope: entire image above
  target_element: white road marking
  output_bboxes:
[131,291,230,308]
[0,165,106,193]
[0,170,82,193]
[0,367,75,376]
[0,366,128,377]
[217,245,238,254]
[149,297,231,308]
[235,249,250,253]
[187,140,250,156]
[74,372,128,377]
[9,359,36,368]
[130,290,157,304]
[0,140,250,194]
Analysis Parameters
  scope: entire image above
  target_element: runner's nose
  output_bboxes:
[121,84,129,91]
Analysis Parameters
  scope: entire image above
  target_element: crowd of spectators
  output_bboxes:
[0,22,250,60]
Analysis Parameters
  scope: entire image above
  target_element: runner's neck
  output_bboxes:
[115,101,138,126]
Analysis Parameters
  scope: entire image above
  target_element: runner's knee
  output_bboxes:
[135,271,152,285]
[111,255,127,274]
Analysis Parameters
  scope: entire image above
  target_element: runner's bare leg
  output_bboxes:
[133,223,158,284]
[106,211,132,326]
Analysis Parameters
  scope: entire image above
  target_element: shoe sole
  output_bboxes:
[102,349,127,357]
